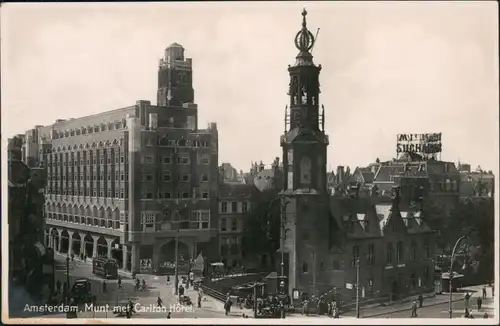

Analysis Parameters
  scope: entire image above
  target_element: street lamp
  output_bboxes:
[174,229,180,296]
[448,235,467,319]
[66,255,70,303]
[356,259,360,318]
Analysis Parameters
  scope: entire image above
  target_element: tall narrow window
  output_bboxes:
[397,241,404,262]
[386,243,393,265]
[300,156,312,184]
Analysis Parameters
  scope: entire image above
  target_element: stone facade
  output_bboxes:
[18,44,220,273]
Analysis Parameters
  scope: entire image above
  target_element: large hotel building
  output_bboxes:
[18,43,220,273]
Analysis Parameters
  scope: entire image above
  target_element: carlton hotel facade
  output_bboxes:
[16,43,221,273]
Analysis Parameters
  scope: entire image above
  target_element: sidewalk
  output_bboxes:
[55,252,133,278]
[350,284,489,318]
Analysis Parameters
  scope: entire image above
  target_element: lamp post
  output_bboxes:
[448,235,467,319]
[174,228,180,295]
[356,259,360,318]
[268,195,288,318]
[66,255,70,302]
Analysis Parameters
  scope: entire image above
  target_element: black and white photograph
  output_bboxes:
[2,1,498,324]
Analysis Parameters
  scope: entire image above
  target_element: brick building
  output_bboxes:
[278,10,436,304]
[350,153,461,214]
[18,43,220,273]
[217,183,257,268]
[8,136,50,295]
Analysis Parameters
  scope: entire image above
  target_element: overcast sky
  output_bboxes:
[2,1,498,173]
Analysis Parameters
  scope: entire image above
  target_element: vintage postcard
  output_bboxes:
[1,1,498,324]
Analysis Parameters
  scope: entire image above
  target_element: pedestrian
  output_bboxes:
[103,281,107,293]
[418,293,423,308]
[464,292,471,312]
[197,292,202,308]
[327,302,332,317]
[189,271,194,287]
[118,276,122,289]
[167,275,170,284]
[71,253,74,261]
[483,312,489,318]
[477,296,482,310]
[411,301,418,317]
[483,286,487,299]
[157,296,163,308]
[224,297,232,316]
[167,312,171,319]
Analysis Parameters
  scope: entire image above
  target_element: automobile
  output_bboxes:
[71,278,92,304]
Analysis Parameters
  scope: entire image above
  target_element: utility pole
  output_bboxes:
[356,259,360,318]
[66,255,70,303]
[174,228,180,295]
[449,235,467,319]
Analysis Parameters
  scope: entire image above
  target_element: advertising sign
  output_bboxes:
[396,133,442,159]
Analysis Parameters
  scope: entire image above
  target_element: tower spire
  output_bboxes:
[294,8,315,64]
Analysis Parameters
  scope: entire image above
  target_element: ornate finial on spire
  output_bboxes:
[294,9,315,55]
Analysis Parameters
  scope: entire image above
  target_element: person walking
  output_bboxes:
[157,296,163,308]
[464,292,471,312]
[418,293,423,308]
[411,301,418,317]
[224,296,232,316]
[197,291,202,308]
[482,286,487,299]
[477,296,482,310]
[102,281,108,293]
[117,276,122,289]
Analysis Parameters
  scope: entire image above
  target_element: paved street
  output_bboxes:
[340,285,496,319]
[43,254,254,319]
[367,298,495,318]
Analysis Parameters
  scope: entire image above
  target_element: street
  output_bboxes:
[367,298,495,318]
[46,255,252,319]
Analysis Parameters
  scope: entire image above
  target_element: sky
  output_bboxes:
[2,1,499,174]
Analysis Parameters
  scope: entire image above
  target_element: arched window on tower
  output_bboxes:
[300,156,311,184]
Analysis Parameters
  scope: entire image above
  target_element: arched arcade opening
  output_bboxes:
[60,230,70,254]
[72,233,82,256]
[50,228,59,251]
[96,236,108,258]
[159,240,190,263]
[83,234,94,259]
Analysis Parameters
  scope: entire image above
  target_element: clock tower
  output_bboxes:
[280,9,331,299]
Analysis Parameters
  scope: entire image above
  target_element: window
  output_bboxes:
[221,202,228,213]
[368,244,375,266]
[178,156,190,165]
[300,156,312,184]
[142,213,155,228]
[423,239,430,258]
[242,201,248,213]
[200,154,210,165]
[386,243,393,265]
[145,174,153,182]
[302,263,308,273]
[181,174,190,182]
[231,201,238,213]
[182,192,189,199]
[220,218,227,231]
[351,245,360,268]
[163,173,171,182]
[410,241,417,261]
[200,173,209,182]
[202,192,209,199]
[190,210,210,229]
[193,188,200,199]
[144,156,153,164]
[163,156,171,164]
[396,241,404,262]
[145,192,153,199]
[164,192,171,199]
[231,218,237,231]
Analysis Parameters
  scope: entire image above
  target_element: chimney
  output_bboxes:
[337,166,345,183]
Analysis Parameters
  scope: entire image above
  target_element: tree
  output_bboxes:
[242,189,281,267]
